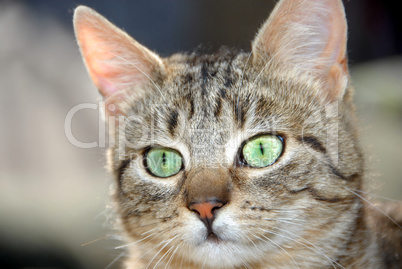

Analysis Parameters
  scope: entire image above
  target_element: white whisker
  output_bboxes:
[115,230,160,249]
[255,230,300,269]
[272,227,343,269]
[153,244,175,269]
[344,187,402,229]
[146,235,178,269]
[105,250,126,269]
[164,242,183,269]
[350,189,401,203]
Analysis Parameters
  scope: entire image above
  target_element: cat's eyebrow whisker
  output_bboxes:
[344,187,402,229]
[106,52,166,100]
[234,52,252,92]
[252,233,300,269]
[271,227,343,269]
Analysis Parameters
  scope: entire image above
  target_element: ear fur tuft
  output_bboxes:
[73,6,165,108]
[252,0,348,101]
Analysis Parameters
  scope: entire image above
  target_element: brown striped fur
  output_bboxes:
[74,0,401,268]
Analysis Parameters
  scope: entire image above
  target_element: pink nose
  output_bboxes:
[188,201,224,220]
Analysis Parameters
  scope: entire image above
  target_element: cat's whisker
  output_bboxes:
[263,228,337,269]
[261,218,305,226]
[344,187,402,229]
[179,250,185,269]
[80,235,110,247]
[230,234,255,269]
[252,233,300,269]
[105,250,127,269]
[272,227,343,269]
[143,238,171,268]
[114,231,160,249]
[115,225,173,251]
[125,221,165,231]
[242,233,261,251]
[348,188,401,203]
[153,243,176,269]
[266,208,307,212]
[141,226,160,236]
[164,242,183,269]
[146,235,179,269]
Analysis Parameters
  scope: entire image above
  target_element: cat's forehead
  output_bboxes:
[124,51,324,157]
[165,50,247,91]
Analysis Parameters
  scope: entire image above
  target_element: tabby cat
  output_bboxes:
[73,0,402,268]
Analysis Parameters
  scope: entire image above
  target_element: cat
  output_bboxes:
[73,0,402,268]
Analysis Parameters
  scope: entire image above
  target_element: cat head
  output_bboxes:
[74,0,363,267]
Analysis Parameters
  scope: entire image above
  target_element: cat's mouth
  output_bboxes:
[206,232,220,243]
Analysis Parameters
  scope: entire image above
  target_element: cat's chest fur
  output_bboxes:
[74,0,402,268]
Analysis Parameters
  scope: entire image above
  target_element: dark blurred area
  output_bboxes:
[0,0,401,268]
[20,0,402,62]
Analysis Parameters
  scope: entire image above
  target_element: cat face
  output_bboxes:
[113,52,362,267]
[74,0,365,267]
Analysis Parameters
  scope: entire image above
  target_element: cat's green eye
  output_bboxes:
[242,135,283,168]
[145,147,183,178]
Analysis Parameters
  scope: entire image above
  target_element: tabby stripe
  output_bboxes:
[167,109,179,136]
[308,187,346,203]
[288,185,348,203]
[215,97,223,117]
[117,159,131,187]
[214,88,227,117]
[234,99,246,129]
[188,97,195,119]
[224,60,233,87]
[201,63,208,97]
[328,166,361,182]
[219,88,227,99]
[297,135,326,154]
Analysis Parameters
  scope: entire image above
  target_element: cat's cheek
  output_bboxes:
[213,212,243,242]
[179,212,207,245]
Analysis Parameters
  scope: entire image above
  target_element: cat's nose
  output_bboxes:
[188,199,226,230]
[188,199,225,220]
[185,169,231,229]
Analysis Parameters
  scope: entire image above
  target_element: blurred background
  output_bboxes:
[0,0,401,268]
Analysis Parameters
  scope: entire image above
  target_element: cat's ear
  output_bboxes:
[252,0,348,101]
[73,6,165,112]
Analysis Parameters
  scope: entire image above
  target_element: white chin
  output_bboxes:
[187,239,259,268]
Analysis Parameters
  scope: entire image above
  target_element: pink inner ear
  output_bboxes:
[252,0,348,101]
[74,7,164,102]
[319,8,348,75]
[77,27,124,98]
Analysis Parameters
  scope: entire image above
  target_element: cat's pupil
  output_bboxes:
[259,142,264,155]
[162,152,166,166]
